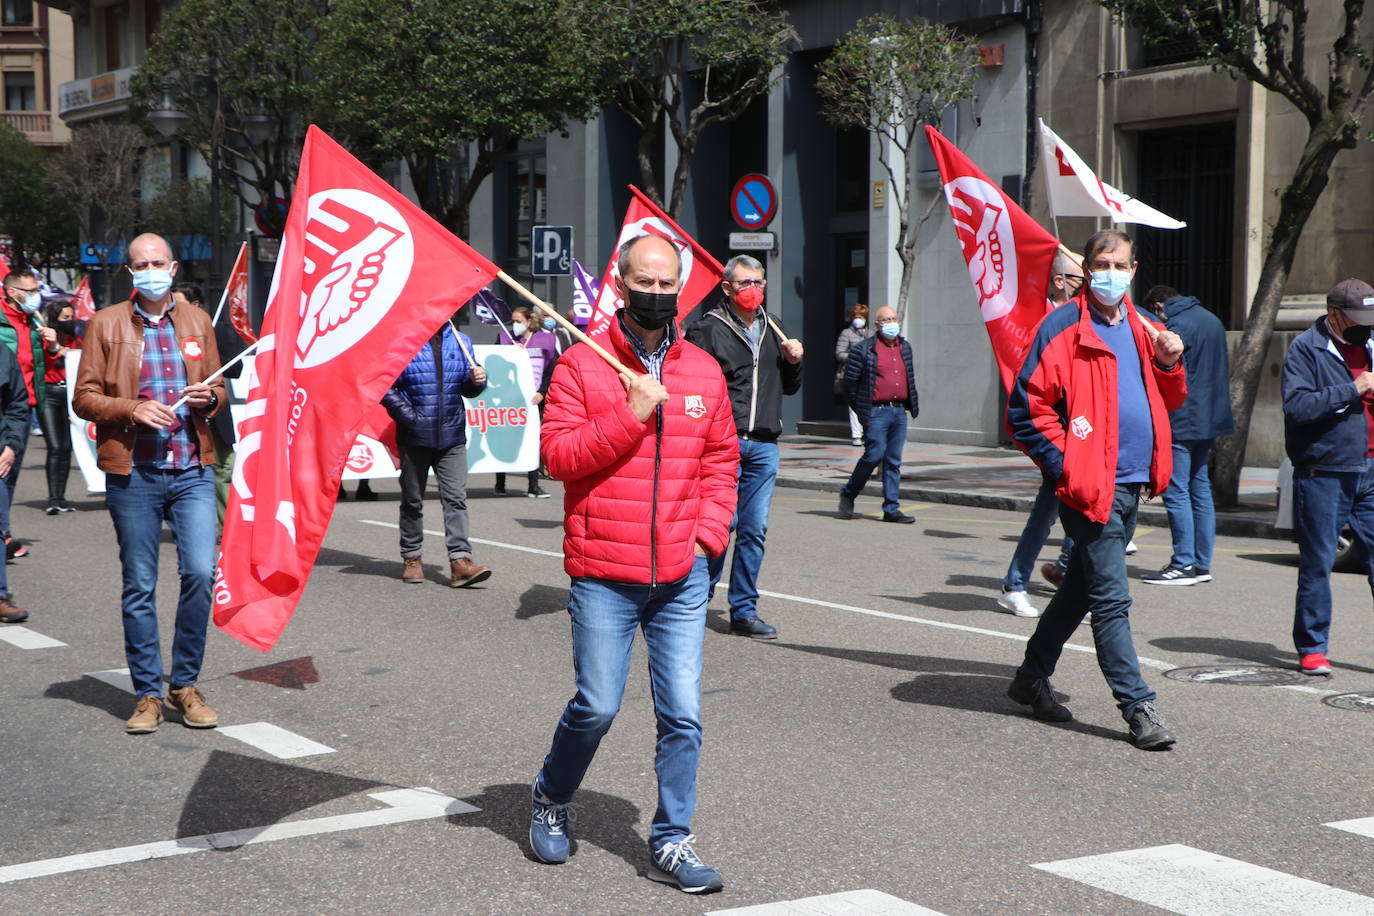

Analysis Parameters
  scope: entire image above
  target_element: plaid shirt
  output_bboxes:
[618,312,674,381]
[131,302,200,469]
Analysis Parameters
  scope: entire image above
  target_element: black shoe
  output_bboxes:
[729,616,778,640]
[1192,567,1212,583]
[1007,675,1072,722]
[882,511,915,524]
[5,537,27,559]
[56,500,75,513]
[837,492,855,519]
[44,503,60,516]
[1128,702,1176,750]
[1142,565,1197,586]
[356,483,378,502]
[493,486,509,497]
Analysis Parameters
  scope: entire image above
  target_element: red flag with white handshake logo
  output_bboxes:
[586,185,724,338]
[925,126,1061,393]
[214,126,499,651]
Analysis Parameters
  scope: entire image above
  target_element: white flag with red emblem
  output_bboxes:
[1038,120,1185,229]
[925,126,1062,392]
[586,186,724,338]
[214,125,499,652]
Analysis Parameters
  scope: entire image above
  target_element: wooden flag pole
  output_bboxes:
[496,270,638,380]
[169,338,263,410]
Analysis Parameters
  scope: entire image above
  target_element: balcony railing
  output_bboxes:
[0,110,51,141]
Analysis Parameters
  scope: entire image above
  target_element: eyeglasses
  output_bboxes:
[730,278,766,288]
[1058,273,1084,282]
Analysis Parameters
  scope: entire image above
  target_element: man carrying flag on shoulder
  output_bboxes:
[1004,229,1186,751]
[528,234,737,894]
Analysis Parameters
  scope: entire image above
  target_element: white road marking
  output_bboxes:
[0,626,66,649]
[85,668,134,693]
[1325,815,1374,839]
[708,889,945,915]
[1033,843,1374,915]
[218,722,335,759]
[356,520,1333,696]
[0,787,478,885]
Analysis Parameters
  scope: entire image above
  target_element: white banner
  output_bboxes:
[65,343,540,494]
[1038,119,1186,229]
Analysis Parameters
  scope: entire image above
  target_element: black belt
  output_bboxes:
[872,400,905,408]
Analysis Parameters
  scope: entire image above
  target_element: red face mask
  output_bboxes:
[734,285,764,311]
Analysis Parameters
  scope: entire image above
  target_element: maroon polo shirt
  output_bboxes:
[870,335,909,404]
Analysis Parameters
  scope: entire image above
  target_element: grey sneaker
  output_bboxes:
[647,835,724,894]
[1128,701,1176,750]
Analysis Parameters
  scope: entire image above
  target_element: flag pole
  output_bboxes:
[168,338,262,410]
[497,270,637,380]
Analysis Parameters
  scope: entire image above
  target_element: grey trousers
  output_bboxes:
[398,441,472,561]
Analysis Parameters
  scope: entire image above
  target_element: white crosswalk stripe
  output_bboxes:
[0,626,66,649]
[1033,843,1374,915]
[708,890,945,915]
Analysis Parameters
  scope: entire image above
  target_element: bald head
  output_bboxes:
[616,235,681,296]
[1048,251,1084,305]
[128,233,175,268]
[126,232,179,310]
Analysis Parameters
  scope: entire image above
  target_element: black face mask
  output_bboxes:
[54,319,78,338]
[1343,324,1372,346]
[624,289,678,331]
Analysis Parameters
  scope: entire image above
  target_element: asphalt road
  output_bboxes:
[5,449,1374,915]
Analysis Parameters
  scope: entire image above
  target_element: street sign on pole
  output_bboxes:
[531,225,573,276]
[730,174,776,230]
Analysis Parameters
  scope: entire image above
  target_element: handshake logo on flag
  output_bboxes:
[296,190,414,369]
[948,177,1019,324]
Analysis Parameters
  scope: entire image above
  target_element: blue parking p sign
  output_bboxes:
[531,225,573,276]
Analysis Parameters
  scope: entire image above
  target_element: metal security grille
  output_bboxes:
[1133,122,1236,326]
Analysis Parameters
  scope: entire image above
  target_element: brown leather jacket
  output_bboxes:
[72,299,226,474]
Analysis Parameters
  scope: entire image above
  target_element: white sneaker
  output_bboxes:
[1125,540,1139,555]
[997,589,1040,618]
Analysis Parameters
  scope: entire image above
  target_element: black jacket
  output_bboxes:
[843,335,918,427]
[0,343,27,453]
[685,304,801,440]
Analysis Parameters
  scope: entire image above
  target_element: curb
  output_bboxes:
[775,474,1282,541]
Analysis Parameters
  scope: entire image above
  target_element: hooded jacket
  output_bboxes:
[685,303,801,441]
[1007,294,1187,523]
[542,314,738,585]
[1161,295,1234,441]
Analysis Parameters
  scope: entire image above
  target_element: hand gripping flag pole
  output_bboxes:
[497,269,637,381]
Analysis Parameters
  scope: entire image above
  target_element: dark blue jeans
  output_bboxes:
[1003,475,1076,591]
[0,433,26,538]
[1017,484,1155,721]
[538,557,709,849]
[1292,460,1374,655]
[1163,438,1216,570]
[105,466,217,697]
[707,437,779,621]
[841,405,907,515]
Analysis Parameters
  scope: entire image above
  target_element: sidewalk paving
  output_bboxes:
[776,436,1282,540]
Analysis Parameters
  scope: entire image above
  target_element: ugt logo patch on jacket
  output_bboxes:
[1070,415,1093,440]
[683,394,708,421]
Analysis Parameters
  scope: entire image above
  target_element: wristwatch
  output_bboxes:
[206,391,219,411]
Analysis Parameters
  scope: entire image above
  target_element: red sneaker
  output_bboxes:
[1300,653,1333,675]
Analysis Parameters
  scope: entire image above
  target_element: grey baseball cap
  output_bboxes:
[1328,278,1374,325]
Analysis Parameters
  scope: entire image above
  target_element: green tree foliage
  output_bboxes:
[583,0,796,218]
[48,123,145,275]
[1101,0,1374,504]
[816,14,978,315]
[0,122,75,269]
[315,0,607,238]
[132,0,331,236]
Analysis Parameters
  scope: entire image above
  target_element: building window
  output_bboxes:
[2,1,33,28]
[5,71,35,111]
[503,151,547,285]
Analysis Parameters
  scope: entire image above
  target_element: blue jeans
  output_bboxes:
[0,434,26,538]
[1017,484,1155,721]
[537,556,709,849]
[841,405,907,515]
[1292,460,1374,655]
[1162,439,1216,570]
[104,466,217,697]
[1003,475,1076,591]
[707,437,779,621]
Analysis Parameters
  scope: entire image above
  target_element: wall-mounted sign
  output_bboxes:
[730,173,776,230]
[872,181,887,209]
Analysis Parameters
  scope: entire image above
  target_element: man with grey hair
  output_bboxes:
[686,254,802,639]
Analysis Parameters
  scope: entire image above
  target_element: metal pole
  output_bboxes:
[208,61,223,300]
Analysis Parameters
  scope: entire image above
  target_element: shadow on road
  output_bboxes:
[516,583,569,620]
[923,529,977,540]
[451,782,646,871]
[313,545,400,579]
[45,676,130,721]
[1234,551,1299,568]
[1149,635,1374,675]
[514,518,563,530]
[879,591,994,613]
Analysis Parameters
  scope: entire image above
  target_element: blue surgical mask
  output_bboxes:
[17,291,41,314]
[542,317,555,331]
[131,268,173,300]
[1089,269,1131,307]
[880,322,900,339]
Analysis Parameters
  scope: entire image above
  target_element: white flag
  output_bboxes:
[1038,119,1186,229]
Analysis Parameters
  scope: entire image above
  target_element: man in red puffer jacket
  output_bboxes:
[528,235,738,895]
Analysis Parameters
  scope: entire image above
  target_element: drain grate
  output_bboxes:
[1163,665,1306,686]
[1323,693,1374,713]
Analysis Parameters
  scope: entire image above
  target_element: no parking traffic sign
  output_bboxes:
[731,173,776,230]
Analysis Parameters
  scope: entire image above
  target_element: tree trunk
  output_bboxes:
[668,132,693,222]
[1211,123,1345,506]
[635,114,662,206]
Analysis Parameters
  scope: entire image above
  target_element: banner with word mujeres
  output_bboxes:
[64,343,539,494]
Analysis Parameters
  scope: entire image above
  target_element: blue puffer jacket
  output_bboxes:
[1161,296,1234,440]
[1283,317,1372,474]
[382,324,485,449]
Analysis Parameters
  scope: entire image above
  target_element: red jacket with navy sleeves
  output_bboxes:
[541,316,739,585]
[1006,295,1187,524]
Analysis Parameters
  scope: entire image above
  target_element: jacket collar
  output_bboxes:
[606,309,680,368]
[1316,315,1374,364]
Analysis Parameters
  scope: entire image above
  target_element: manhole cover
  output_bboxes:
[1164,665,1305,686]
[1323,693,1374,713]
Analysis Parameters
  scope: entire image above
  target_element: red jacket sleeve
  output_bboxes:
[540,354,652,481]
[693,378,739,558]
[1153,359,1188,412]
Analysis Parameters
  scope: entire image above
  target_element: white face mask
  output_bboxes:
[851,317,866,329]
[511,321,527,338]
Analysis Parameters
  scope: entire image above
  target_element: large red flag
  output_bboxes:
[925,126,1061,392]
[215,126,498,651]
[586,186,724,337]
[72,275,96,321]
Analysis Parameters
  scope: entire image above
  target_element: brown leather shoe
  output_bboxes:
[126,695,164,734]
[167,685,218,728]
[449,557,492,588]
[402,556,425,583]
[0,597,28,623]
